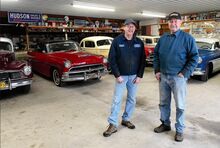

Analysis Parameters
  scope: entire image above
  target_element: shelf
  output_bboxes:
[27,25,115,33]
[159,19,216,25]
[158,19,220,35]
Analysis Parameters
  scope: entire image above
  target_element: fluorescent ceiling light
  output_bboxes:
[72,1,115,12]
[141,11,166,18]
[1,0,18,1]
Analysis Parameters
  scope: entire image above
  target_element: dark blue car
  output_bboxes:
[193,38,220,81]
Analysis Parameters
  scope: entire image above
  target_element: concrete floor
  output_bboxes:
[1,67,220,148]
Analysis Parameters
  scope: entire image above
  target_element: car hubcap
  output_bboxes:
[53,69,60,85]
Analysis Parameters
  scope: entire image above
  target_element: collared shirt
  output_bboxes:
[108,34,146,78]
[153,29,199,78]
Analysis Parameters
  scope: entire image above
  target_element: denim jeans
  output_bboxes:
[159,73,187,133]
[108,75,138,127]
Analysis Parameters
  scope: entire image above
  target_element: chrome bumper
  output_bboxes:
[146,58,153,64]
[192,68,205,76]
[61,68,108,82]
[0,79,32,90]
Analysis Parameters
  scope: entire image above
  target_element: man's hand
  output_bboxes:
[178,73,184,78]
[116,76,124,83]
[133,77,141,84]
[155,72,161,81]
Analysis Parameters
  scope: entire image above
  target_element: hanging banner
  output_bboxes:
[8,12,42,23]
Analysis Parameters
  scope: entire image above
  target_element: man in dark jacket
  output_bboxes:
[103,18,146,137]
[153,12,199,142]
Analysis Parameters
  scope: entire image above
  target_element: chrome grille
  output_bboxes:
[148,53,154,61]
[0,71,24,81]
[69,64,105,74]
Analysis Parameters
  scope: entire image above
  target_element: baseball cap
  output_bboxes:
[124,18,137,26]
[168,12,182,20]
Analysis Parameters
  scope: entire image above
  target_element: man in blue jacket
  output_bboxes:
[153,12,199,142]
[103,18,146,137]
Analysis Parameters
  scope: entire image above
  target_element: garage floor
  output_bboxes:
[1,68,220,148]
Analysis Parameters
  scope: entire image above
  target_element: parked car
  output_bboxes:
[0,37,32,93]
[80,36,113,58]
[193,38,220,81]
[28,40,108,86]
[137,35,160,65]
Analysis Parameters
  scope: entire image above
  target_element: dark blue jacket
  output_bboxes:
[153,29,199,78]
[108,34,146,78]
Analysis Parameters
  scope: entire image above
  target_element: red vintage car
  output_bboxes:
[137,35,160,65]
[27,40,108,86]
[0,37,32,93]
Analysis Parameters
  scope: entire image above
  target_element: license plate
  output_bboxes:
[0,81,6,89]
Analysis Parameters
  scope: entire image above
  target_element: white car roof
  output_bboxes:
[137,35,160,39]
[0,37,14,52]
[81,36,113,42]
[0,37,13,45]
[195,38,219,44]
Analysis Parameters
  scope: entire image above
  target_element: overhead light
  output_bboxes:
[141,11,166,18]
[1,0,18,1]
[72,1,115,12]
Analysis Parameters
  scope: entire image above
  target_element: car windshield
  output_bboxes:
[196,41,212,50]
[0,42,13,51]
[145,37,159,45]
[97,39,112,46]
[48,41,79,52]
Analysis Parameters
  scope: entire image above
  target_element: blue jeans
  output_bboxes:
[159,73,187,133]
[108,75,138,127]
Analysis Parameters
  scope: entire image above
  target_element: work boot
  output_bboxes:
[103,123,117,137]
[175,132,184,142]
[121,120,135,129]
[154,124,171,133]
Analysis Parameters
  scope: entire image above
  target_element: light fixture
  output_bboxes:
[72,1,115,12]
[141,11,166,18]
[1,0,18,1]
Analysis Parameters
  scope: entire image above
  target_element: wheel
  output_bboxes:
[201,65,209,82]
[52,69,63,87]
[21,85,31,93]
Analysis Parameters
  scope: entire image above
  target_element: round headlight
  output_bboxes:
[23,65,32,76]
[64,60,71,68]
[198,57,202,64]
[103,58,108,64]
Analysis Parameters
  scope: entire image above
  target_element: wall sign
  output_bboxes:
[8,12,42,23]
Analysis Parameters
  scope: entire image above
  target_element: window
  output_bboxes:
[214,42,220,49]
[0,42,12,51]
[48,42,79,52]
[145,39,152,44]
[97,39,111,46]
[153,38,159,43]
[196,41,212,49]
[85,41,95,48]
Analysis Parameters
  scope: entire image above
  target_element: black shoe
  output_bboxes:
[154,124,171,133]
[103,124,117,137]
[175,132,184,142]
[121,120,135,129]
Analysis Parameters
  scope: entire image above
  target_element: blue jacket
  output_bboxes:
[108,34,146,78]
[153,30,199,78]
